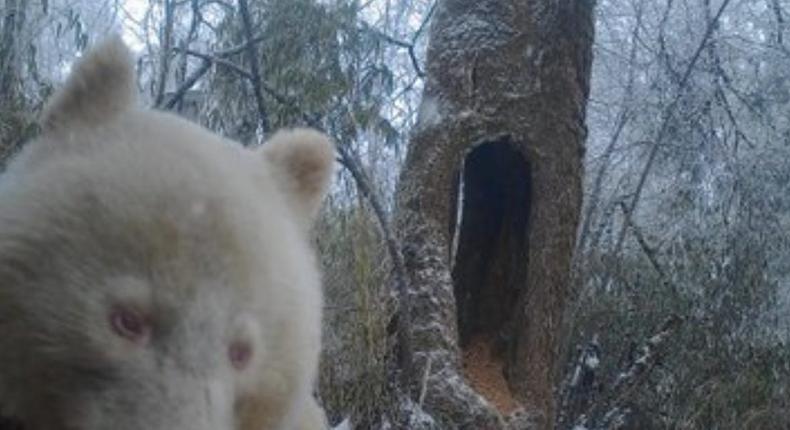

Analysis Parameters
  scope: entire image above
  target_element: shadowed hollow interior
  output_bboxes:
[450,139,531,413]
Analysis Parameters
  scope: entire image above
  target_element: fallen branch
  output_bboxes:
[570,315,683,430]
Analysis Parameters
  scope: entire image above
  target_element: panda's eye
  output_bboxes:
[109,306,150,344]
[229,340,253,370]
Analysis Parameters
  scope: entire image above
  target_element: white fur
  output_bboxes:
[0,36,333,430]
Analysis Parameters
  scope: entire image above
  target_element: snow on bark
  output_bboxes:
[391,0,594,428]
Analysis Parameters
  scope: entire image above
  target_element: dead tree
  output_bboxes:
[392,0,595,427]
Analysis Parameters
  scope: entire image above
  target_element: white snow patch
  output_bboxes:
[584,355,600,369]
[402,397,437,428]
[416,96,443,129]
[570,365,582,386]
[457,109,476,120]
[378,416,393,430]
[440,12,515,54]
[331,418,352,430]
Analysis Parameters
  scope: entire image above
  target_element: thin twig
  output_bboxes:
[618,201,666,282]
[334,144,414,385]
[215,34,267,57]
[174,47,252,79]
[576,0,642,257]
[610,0,734,260]
[359,3,433,80]
[418,355,433,407]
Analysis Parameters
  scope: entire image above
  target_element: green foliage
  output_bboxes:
[571,237,790,429]
[204,0,399,148]
[677,348,790,430]
[315,202,395,427]
[0,1,95,163]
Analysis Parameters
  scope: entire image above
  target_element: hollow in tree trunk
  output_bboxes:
[392,1,595,428]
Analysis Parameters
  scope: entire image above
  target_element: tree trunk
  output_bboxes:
[392,0,594,427]
[0,0,30,165]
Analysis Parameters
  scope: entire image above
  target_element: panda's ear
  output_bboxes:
[260,128,335,226]
[41,35,136,132]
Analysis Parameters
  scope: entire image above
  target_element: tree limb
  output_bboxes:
[618,201,667,283]
[576,0,642,257]
[358,1,435,80]
[163,59,211,109]
[610,0,734,261]
[229,74,414,378]
[335,144,414,385]
[174,47,252,79]
[154,0,175,106]
[237,0,270,136]
[571,315,683,429]
[215,34,267,57]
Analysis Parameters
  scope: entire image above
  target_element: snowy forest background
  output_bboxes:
[1,0,789,429]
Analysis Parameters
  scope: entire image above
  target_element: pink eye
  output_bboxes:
[229,341,253,370]
[110,306,150,343]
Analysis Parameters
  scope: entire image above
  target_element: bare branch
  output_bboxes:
[618,201,667,283]
[610,0,734,260]
[599,316,683,424]
[576,0,642,257]
[570,315,683,430]
[174,47,252,79]
[215,34,267,57]
[154,0,176,106]
[335,143,414,385]
[237,0,270,136]
[359,5,433,80]
[219,71,413,368]
[171,46,296,110]
[163,59,212,109]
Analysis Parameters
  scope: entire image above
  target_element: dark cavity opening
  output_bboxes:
[451,139,531,413]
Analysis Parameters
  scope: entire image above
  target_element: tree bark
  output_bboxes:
[0,0,29,164]
[153,0,174,106]
[392,0,594,427]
